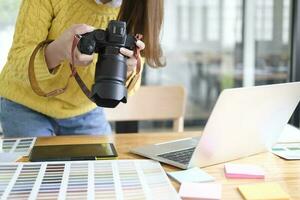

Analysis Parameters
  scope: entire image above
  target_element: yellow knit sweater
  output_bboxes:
[0,0,142,119]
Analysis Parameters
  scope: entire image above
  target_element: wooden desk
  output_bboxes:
[28,132,300,200]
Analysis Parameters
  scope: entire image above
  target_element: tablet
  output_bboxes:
[29,143,118,162]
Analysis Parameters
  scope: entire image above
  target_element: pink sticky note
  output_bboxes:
[224,163,265,179]
[179,182,222,200]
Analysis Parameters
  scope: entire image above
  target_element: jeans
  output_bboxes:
[0,98,111,138]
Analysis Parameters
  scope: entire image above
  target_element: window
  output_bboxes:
[256,0,274,41]
[206,0,220,41]
[0,0,21,71]
[142,0,292,131]
[255,0,290,85]
[283,0,290,44]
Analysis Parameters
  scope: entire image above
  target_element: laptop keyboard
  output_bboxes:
[157,147,196,165]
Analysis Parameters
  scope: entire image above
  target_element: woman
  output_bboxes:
[0,0,164,137]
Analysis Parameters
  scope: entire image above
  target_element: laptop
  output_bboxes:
[131,82,300,169]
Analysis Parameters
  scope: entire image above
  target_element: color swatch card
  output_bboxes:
[224,163,265,179]
[167,167,215,183]
[0,137,36,162]
[238,182,290,200]
[0,160,180,200]
[272,143,300,160]
[1,137,36,154]
[179,182,222,200]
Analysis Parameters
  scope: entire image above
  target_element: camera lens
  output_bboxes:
[90,47,128,108]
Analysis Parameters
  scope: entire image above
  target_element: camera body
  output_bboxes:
[78,20,136,108]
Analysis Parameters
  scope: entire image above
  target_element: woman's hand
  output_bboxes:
[45,24,95,70]
[120,40,145,76]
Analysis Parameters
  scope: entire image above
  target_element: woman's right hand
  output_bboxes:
[45,24,95,70]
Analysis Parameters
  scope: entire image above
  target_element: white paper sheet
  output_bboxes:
[0,153,23,162]
[277,124,300,143]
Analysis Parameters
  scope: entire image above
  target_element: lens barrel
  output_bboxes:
[90,47,127,108]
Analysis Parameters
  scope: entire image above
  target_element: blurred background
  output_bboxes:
[0,0,298,132]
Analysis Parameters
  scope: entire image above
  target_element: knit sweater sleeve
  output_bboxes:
[7,0,56,81]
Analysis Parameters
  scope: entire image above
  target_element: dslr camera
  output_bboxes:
[78,20,136,108]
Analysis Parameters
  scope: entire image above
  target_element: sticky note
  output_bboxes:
[238,183,290,200]
[179,182,222,200]
[167,167,215,183]
[272,143,300,160]
[224,163,265,179]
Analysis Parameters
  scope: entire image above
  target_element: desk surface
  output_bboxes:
[30,132,300,200]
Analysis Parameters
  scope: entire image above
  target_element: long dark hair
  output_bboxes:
[117,0,165,67]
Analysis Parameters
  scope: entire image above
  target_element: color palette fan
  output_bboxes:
[0,160,180,200]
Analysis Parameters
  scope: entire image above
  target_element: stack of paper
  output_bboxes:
[224,163,265,179]
[272,143,300,160]
[167,167,215,183]
[179,182,222,200]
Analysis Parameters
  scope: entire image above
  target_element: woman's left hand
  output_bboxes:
[120,40,145,75]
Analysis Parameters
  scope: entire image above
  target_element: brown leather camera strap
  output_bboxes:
[134,34,143,75]
[70,35,93,100]
[127,34,143,92]
[28,37,93,99]
[28,34,143,99]
[28,40,74,97]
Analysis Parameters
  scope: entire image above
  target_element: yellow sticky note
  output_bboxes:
[238,183,290,200]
